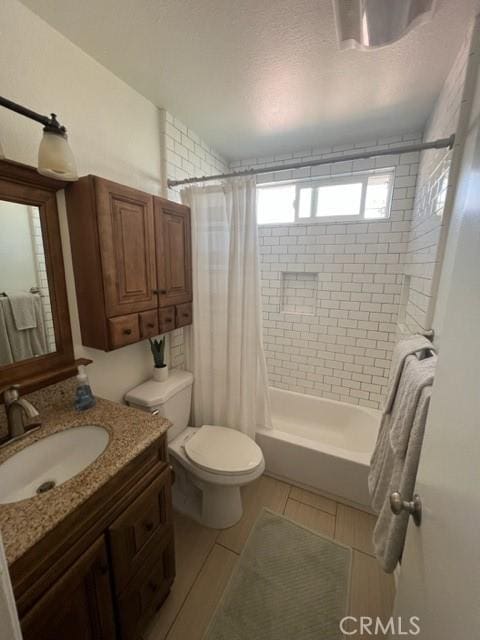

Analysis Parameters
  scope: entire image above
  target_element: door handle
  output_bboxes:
[390,492,422,526]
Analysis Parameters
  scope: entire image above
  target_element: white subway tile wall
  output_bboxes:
[159,30,468,406]
[231,133,422,408]
[404,32,470,333]
[160,110,230,369]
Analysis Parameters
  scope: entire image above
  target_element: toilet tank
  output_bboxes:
[125,370,193,441]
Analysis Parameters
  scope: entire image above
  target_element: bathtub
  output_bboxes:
[256,387,381,507]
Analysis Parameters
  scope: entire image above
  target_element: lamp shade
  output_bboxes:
[333,0,436,51]
[38,130,78,181]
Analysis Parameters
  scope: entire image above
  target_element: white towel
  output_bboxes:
[7,291,37,330]
[373,386,432,573]
[368,335,435,511]
[0,304,14,365]
[370,353,436,514]
[383,334,435,413]
[390,355,436,457]
[0,297,48,363]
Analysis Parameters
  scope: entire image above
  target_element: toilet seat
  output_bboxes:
[184,425,263,476]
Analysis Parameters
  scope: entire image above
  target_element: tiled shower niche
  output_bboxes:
[281,272,318,315]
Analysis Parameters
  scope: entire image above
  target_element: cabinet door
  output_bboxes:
[118,536,175,640]
[21,537,116,640]
[108,465,173,594]
[154,198,192,308]
[96,178,157,317]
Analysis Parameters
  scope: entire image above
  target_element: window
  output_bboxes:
[256,183,296,224]
[256,168,394,225]
[315,181,363,217]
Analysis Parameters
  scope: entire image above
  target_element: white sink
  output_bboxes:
[0,425,109,504]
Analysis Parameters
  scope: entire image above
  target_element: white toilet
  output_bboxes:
[125,370,265,529]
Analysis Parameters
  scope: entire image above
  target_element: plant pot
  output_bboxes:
[153,365,168,382]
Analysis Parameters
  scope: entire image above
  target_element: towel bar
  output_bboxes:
[390,491,422,526]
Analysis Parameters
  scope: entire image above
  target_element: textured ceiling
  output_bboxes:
[20,0,478,161]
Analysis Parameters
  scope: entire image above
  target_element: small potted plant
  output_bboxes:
[149,336,168,382]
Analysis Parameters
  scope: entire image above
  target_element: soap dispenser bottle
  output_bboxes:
[74,365,96,411]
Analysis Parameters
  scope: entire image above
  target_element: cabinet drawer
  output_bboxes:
[117,535,175,640]
[108,466,172,594]
[139,310,159,339]
[109,314,140,349]
[158,306,175,333]
[175,302,192,328]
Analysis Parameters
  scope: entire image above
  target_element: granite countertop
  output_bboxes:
[0,396,170,566]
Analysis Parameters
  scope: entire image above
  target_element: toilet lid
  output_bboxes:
[184,425,263,475]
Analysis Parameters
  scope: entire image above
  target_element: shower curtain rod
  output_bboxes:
[167,134,455,188]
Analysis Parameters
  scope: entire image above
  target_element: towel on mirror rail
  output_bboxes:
[7,291,37,330]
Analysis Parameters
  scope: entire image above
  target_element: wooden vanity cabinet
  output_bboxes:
[21,536,116,640]
[14,438,175,640]
[108,464,173,594]
[66,177,193,351]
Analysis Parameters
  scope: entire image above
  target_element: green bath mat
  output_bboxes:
[204,509,351,640]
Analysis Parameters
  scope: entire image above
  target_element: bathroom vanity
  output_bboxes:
[0,392,174,640]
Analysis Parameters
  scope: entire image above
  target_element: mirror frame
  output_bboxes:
[0,159,77,393]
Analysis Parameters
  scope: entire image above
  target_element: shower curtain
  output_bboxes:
[182,178,271,438]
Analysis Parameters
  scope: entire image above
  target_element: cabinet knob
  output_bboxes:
[165,317,172,323]
[123,328,132,336]
[182,313,189,318]
[147,323,155,329]
[148,580,159,593]
[144,521,155,532]
[160,289,167,295]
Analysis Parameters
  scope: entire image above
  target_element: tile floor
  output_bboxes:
[145,475,395,640]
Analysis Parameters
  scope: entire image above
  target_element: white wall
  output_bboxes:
[0,0,228,402]
[161,110,228,202]
[231,133,420,408]
[432,26,479,342]
[404,28,472,335]
[0,201,37,291]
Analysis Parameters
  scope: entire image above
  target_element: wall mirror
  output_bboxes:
[0,200,56,364]
[0,159,76,392]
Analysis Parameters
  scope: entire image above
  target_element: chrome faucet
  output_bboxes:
[3,385,42,442]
